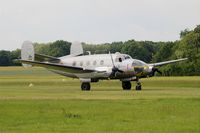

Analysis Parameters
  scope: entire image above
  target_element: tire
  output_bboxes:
[81,83,91,91]
[135,85,142,91]
[122,81,132,90]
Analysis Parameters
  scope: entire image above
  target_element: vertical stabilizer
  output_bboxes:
[70,42,83,56]
[21,41,35,67]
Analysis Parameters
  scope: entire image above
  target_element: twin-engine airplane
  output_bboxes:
[19,41,187,91]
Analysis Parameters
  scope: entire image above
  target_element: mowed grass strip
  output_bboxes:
[0,67,200,133]
[0,99,199,133]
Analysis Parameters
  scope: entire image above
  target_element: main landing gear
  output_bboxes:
[81,83,91,91]
[81,79,142,91]
[122,81,132,90]
[121,78,142,91]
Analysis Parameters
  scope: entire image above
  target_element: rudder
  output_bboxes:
[21,41,35,67]
[70,42,83,56]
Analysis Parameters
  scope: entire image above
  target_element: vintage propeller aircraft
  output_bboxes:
[19,41,187,91]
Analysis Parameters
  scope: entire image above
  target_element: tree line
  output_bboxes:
[0,25,200,76]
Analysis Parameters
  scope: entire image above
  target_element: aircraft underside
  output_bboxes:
[49,68,142,91]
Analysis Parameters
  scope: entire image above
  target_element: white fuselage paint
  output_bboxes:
[51,53,149,80]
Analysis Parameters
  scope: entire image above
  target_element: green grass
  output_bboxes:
[0,67,200,133]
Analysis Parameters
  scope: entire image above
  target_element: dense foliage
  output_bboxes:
[0,49,21,66]
[0,25,200,75]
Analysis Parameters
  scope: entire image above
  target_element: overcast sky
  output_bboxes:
[0,0,200,50]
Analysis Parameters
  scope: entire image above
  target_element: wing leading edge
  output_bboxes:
[149,58,188,67]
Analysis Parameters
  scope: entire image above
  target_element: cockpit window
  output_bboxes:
[125,56,131,59]
[115,54,132,62]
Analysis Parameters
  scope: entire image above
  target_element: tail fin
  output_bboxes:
[70,42,83,56]
[21,41,35,67]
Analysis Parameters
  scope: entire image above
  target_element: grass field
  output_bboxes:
[0,67,200,133]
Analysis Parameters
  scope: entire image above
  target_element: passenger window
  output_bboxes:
[119,58,122,62]
[100,60,104,65]
[93,61,97,65]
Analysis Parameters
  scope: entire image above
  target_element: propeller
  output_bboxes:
[109,52,123,77]
[151,67,162,76]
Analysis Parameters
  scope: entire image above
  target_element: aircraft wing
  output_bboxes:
[19,59,95,73]
[149,58,188,67]
[35,53,60,62]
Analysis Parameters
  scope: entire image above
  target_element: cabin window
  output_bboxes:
[72,61,76,66]
[93,61,97,65]
[119,58,122,62]
[115,57,124,62]
[100,60,104,65]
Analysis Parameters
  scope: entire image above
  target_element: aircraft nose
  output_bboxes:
[146,65,152,72]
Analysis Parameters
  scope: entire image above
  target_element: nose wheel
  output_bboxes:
[135,78,142,91]
[81,83,91,91]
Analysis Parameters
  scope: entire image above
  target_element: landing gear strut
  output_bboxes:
[122,81,132,90]
[81,83,91,91]
[135,78,142,91]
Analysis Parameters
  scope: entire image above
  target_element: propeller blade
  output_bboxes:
[152,68,162,75]
[109,51,115,68]
[156,69,162,75]
[109,52,123,77]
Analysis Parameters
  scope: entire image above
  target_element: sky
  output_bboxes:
[0,0,200,50]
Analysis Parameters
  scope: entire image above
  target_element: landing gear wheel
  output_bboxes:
[122,81,132,90]
[135,78,142,91]
[135,84,142,90]
[81,83,91,91]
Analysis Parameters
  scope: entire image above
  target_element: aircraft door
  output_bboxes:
[115,55,128,72]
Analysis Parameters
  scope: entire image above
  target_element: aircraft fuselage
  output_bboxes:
[55,53,151,80]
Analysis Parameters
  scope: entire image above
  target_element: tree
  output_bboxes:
[0,51,11,66]
[180,28,191,38]
[153,42,175,62]
[34,40,71,57]
[10,49,21,66]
